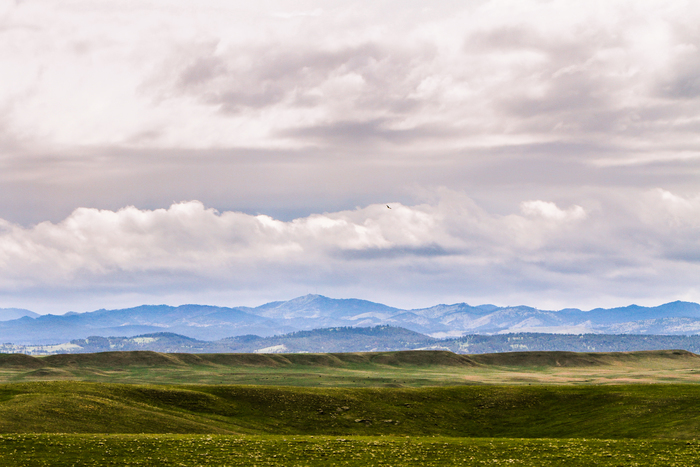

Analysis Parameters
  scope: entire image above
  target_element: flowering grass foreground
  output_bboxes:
[1,434,699,466]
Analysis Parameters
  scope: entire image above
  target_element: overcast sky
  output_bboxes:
[2,0,700,313]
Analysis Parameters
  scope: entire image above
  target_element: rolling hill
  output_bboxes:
[2,354,700,438]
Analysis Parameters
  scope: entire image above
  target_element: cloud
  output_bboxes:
[2,1,700,310]
[520,200,586,221]
[1,1,699,158]
[2,189,700,311]
[1,0,698,156]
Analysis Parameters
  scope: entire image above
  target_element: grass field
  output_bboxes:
[2,349,700,386]
[2,381,700,439]
[2,349,700,465]
[2,434,699,466]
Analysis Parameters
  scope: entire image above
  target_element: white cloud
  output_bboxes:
[1,189,700,311]
[520,200,586,221]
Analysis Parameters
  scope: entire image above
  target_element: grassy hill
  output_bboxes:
[2,348,699,386]
[1,349,700,438]
[468,349,700,367]
[3,348,695,370]
[2,381,700,439]
[37,349,479,368]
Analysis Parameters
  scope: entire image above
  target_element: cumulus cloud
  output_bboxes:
[520,200,586,221]
[1,189,700,311]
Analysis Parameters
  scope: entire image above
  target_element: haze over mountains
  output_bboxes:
[0,308,38,321]
[3,295,700,346]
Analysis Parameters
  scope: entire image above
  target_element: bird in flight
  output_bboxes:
[386,205,392,209]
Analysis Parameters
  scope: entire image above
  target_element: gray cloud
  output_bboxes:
[1,1,700,311]
[279,118,456,146]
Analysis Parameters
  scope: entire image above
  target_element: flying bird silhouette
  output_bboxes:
[386,205,392,209]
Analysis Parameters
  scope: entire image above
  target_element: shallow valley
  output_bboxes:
[2,349,700,465]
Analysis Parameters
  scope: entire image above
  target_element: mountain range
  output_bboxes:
[3,295,700,345]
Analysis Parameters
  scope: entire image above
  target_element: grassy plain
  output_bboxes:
[2,349,700,465]
[2,434,699,466]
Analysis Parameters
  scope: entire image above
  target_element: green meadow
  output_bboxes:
[1,349,700,465]
[2,434,700,466]
[2,349,700,386]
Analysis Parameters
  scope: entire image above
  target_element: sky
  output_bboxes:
[1,0,700,314]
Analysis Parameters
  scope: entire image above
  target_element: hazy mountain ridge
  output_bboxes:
[6,327,700,356]
[3,295,700,345]
[0,308,39,321]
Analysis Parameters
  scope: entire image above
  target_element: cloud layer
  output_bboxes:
[2,1,700,311]
[2,189,700,312]
[1,1,700,222]
[2,1,699,153]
